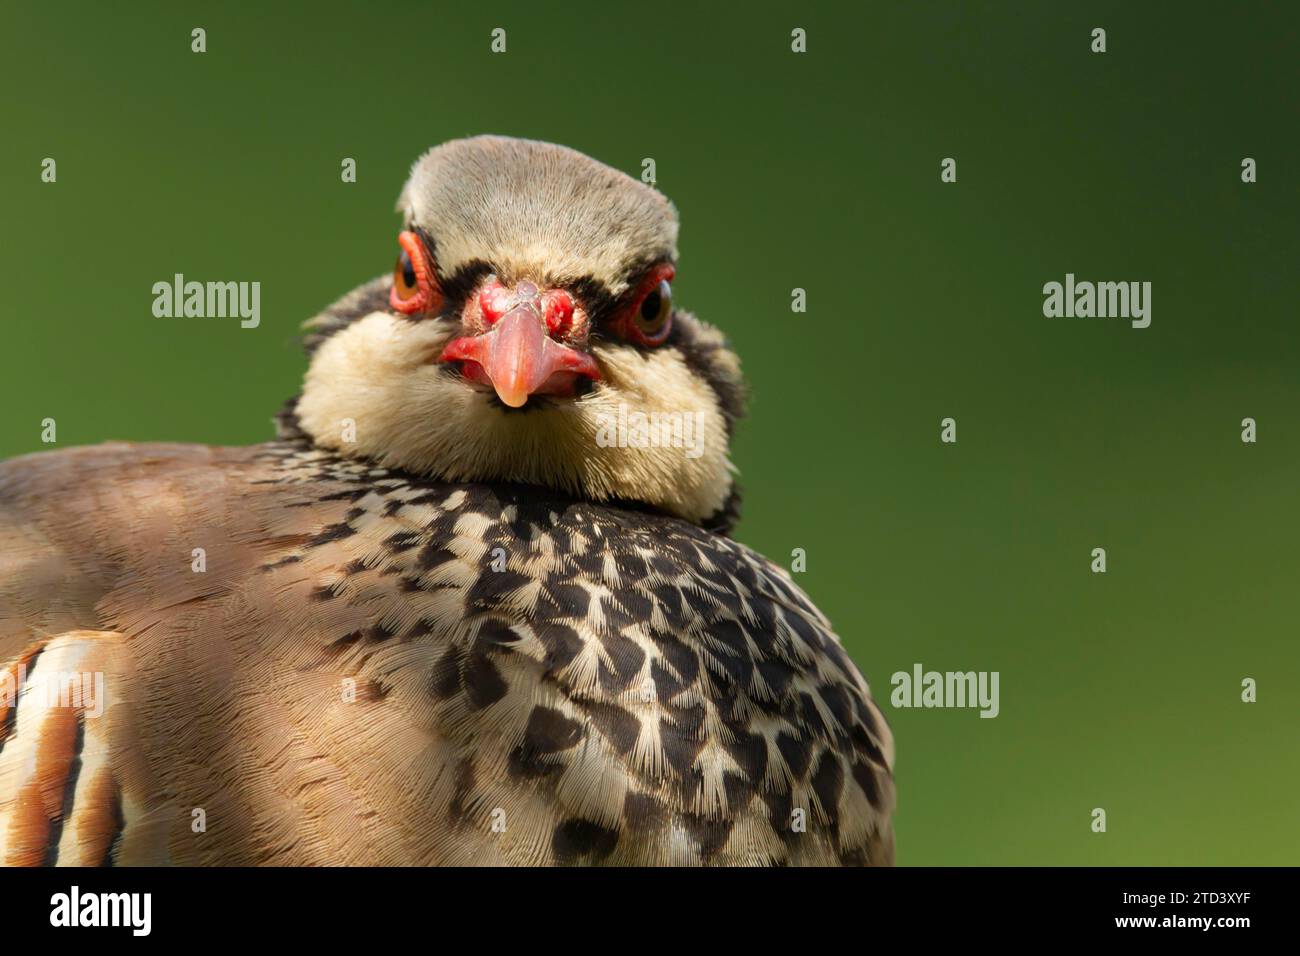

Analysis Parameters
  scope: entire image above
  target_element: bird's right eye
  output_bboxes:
[389,230,442,315]
[394,250,419,301]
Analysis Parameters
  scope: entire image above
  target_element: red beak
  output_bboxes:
[438,302,600,408]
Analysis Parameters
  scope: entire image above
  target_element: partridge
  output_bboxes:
[0,136,894,866]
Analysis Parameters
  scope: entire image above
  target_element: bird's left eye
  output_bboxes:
[620,265,675,345]
[636,281,672,337]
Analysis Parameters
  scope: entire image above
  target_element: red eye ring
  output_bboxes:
[616,263,676,346]
[389,230,442,315]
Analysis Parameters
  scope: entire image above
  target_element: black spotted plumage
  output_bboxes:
[243,439,895,865]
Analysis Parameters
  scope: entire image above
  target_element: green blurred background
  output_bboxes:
[2,1,1296,864]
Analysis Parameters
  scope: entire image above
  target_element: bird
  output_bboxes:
[0,135,895,866]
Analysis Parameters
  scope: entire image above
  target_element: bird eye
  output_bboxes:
[623,269,674,345]
[394,250,419,301]
[389,230,441,315]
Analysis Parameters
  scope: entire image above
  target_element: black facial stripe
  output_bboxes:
[437,257,496,312]
[568,276,619,324]
[429,266,622,328]
[664,315,747,437]
[406,243,674,325]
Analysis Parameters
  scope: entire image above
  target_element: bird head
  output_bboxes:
[291,136,746,530]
